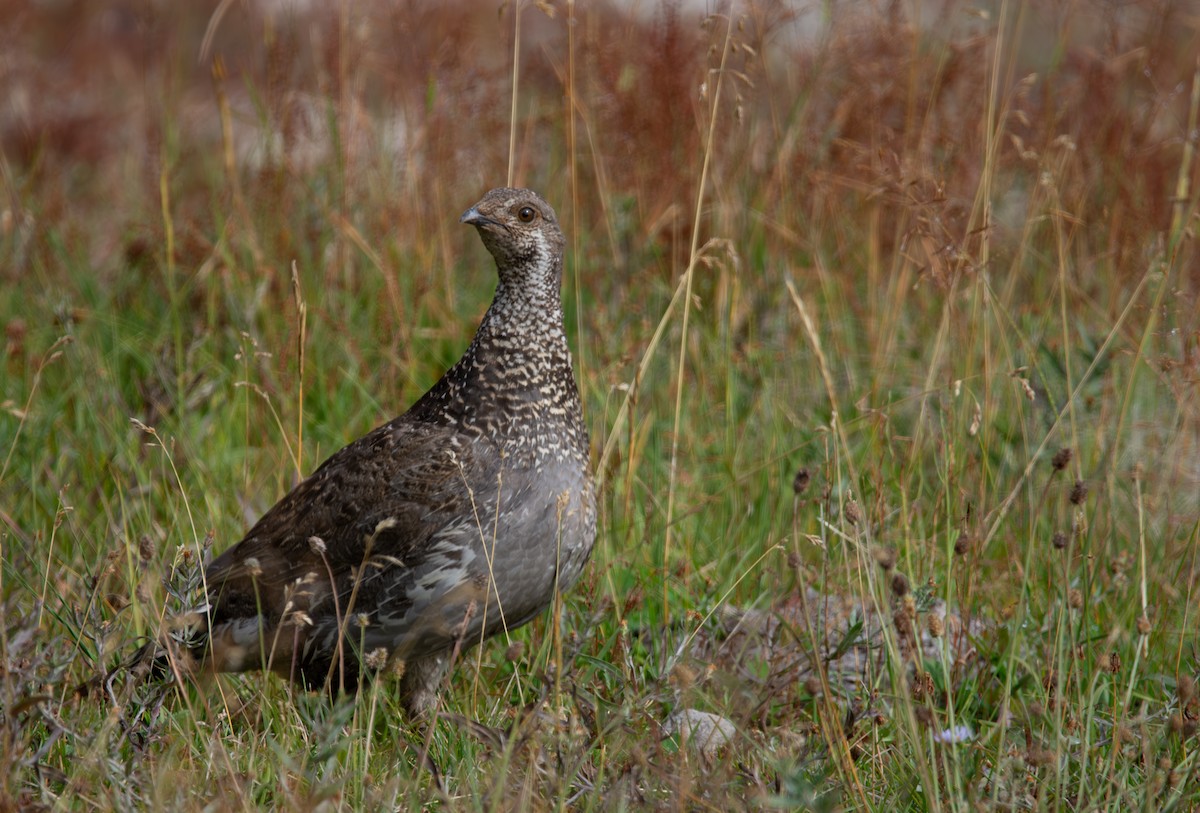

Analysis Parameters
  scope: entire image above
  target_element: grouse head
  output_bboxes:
[460,187,565,292]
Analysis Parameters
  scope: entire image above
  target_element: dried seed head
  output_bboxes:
[916,671,935,699]
[138,534,156,562]
[953,532,972,556]
[890,572,909,598]
[786,550,803,571]
[914,705,933,725]
[792,468,810,495]
[1136,615,1152,636]
[902,594,917,619]
[365,648,389,671]
[874,546,897,571]
[1017,376,1036,401]
[308,536,327,555]
[844,499,862,526]
[803,675,823,696]
[1069,479,1088,506]
[1051,447,1072,472]
[1177,675,1195,703]
[1068,589,1083,609]
[1025,746,1054,766]
[1107,651,1122,674]
[927,613,945,639]
[244,557,262,577]
[670,662,696,691]
[1052,531,1068,550]
[505,640,526,662]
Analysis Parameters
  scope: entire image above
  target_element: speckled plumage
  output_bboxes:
[192,188,595,715]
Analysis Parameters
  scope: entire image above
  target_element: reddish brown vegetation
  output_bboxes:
[2,0,1195,295]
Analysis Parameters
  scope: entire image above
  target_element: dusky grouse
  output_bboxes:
[163,188,595,715]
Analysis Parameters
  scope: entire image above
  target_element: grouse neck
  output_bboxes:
[405,283,576,432]
[474,275,569,351]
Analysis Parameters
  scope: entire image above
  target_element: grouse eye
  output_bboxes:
[517,206,536,223]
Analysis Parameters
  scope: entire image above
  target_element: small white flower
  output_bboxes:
[934,725,974,744]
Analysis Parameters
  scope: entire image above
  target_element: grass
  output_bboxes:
[2,0,1199,809]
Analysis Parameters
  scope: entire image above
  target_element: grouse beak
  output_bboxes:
[460,206,495,228]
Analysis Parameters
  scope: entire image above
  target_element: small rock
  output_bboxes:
[664,709,736,760]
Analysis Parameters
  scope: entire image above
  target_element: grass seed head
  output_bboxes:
[1025,746,1055,767]
[844,499,862,526]
[890,572,909,597]
[874,546,896,571]
[1177,675,1195,703]
[1162,761,1179,789]
[1052,531,1068,550]
[1051,447,1072,472]
[670,662,696,691]
[792,467,810,495]
[365,648,389,671]
[1069,479,1088,505]
[927,612,944,639]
